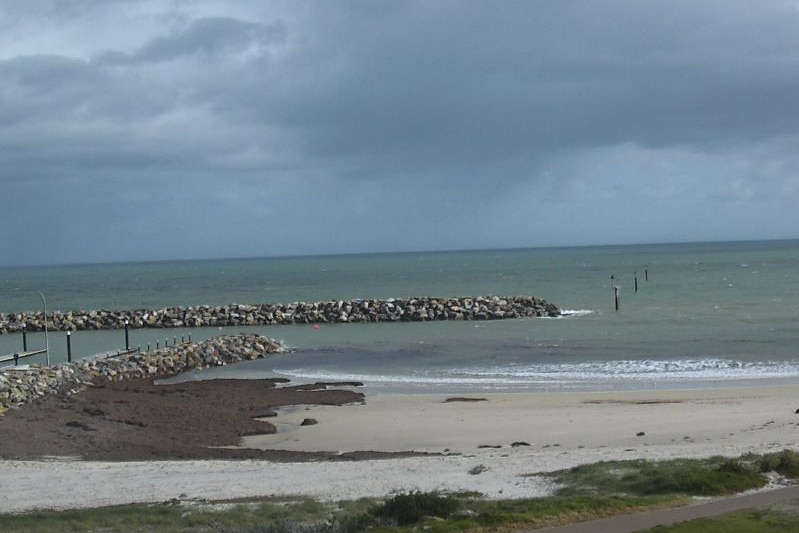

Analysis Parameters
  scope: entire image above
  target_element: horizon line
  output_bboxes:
[2,237,798,270]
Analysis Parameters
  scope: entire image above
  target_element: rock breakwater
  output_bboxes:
[0,296,560,334]
[0,334,284,411]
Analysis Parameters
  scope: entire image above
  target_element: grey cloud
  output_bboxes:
[0,55,98,122]
[206,0,799,182]
[109,17,286,64]
[7,1,798,184]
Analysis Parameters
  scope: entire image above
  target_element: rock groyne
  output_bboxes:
[0,334,284,411]
[0,295,560,334]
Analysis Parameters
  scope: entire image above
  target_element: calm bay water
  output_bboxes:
[3,240,799,392]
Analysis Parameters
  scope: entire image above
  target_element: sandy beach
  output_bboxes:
[2,383,799,513]
[243,386,799,455]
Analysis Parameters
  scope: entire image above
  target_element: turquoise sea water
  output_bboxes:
[3,240,799,392]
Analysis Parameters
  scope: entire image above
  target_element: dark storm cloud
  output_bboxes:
[278,0,799,161]
[1,0,799,265]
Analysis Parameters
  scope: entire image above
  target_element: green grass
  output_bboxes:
[0,493,679,533]
[0,499,331,533]
[639,508,799,533]
[1,451,795,533]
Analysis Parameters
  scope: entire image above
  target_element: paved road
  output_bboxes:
[533,485,799,533]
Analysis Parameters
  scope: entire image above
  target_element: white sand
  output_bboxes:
[3,385,799,513]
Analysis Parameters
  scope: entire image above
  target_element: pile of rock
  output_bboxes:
[0,334,285,411]
[0,296,560,334]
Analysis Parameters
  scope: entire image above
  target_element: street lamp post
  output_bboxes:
[8,288,50,366]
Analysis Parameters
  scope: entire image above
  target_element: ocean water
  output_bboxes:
[3,240,799,392]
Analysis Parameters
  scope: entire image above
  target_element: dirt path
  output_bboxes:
[535,485,799,533]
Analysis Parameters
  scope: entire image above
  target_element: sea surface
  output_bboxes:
[3,240,799,393]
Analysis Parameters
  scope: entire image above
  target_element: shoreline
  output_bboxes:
[274,374,799,396]
[3,382,799,513]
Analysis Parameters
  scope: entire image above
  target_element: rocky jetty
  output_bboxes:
[0,296,560,334]
[0,334,284,411]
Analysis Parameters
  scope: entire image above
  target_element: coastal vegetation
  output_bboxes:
[3,452,799,533]
[551,456,769,497]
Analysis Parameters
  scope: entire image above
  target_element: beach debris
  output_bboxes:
[636,431,646,437]
[300,418,318,426]
[511,441,531,447]
[65,420,95,431]
[444,397,487,403]
[468,464,489,475]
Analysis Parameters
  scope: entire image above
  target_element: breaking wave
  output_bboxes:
[275,358,799,391]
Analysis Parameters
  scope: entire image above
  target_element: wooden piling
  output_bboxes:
[66,331,72,363]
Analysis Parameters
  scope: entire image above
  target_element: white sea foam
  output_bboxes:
[559,309,594,317]
[275,358,799,390]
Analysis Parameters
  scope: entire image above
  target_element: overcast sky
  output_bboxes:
[2,0,799,266]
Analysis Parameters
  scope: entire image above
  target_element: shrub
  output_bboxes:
[371,492,460,526]
[637,459,765,496]
[760,450,799,478]
[554,458,767,498]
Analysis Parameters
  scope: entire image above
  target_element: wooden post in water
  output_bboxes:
[645,265,648,281]
[614,286,620,311]
[124,320,130,351]
[634,272,638,293]
[66,331,72,363]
